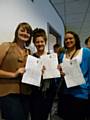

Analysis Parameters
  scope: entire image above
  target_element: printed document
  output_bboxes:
[61,59,85,88]
[22,55,42,87]
[41,53,60,79]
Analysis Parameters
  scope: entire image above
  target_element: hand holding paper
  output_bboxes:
[22,53,61,87]
[61,59,85,88]
[41,53,60,79]
[22,55,42,87]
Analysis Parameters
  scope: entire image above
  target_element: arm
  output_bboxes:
[0,67,25,78]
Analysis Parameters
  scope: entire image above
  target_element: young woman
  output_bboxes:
[30,28,56,120]
[58,31,90,120]
[0,22,32,120]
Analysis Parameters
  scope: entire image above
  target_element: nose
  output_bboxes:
[65,39,69,43]
[65,38,71,42]
[24,30,30,37]
[67,38,70,42]
[38,42,42,45]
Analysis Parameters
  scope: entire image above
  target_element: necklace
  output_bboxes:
[66,49,77,59]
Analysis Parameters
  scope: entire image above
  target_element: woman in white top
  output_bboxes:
[58,31,90,120]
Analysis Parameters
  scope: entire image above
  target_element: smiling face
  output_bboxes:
[14,22,32,46]
[64,33,76,49]
[34,36,46,53]
[18,26,30,42]
[33,28,47,54]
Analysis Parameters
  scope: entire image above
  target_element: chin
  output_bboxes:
[67,45,73,48]
[39,49,44,51]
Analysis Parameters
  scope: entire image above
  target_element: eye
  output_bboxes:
[20,29,24,32]
[41,41,44,43]
[26,29,30,34]
[65,37,73,41]
[19,28,25,32]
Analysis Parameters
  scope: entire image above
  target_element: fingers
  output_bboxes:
[42,65,46,75]
[57,64,65,77]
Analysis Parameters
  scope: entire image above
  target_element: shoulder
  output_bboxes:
[33,53,37,57]
[0,42,11,47]
[82,48,90,60]
[0,42,12,64]
[82,47,90,55]
[83,47,90,51]
[0,42,11,51]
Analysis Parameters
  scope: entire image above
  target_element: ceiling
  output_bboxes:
[50,0,90,46]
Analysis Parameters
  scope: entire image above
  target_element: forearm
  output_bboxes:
[0,70,16,78]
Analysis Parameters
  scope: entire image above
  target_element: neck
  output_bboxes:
[66,47,77,59]
[67,47,76,54]
[36,50,46,57]
[16,40,25,49]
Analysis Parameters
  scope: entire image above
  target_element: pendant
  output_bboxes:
[70,61,72,65]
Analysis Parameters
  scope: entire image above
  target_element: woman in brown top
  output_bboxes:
[0,22,32,120]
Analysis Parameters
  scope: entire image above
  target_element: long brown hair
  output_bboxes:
[13,22,32,46]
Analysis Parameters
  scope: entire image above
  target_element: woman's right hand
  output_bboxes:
[0,67,25,78]
[14,67,25,77]
[41,65,46,76]
[57,64,65,77]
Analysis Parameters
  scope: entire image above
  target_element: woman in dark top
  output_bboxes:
[30,28,56,120]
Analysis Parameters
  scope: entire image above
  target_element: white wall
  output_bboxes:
[0,0,64,50]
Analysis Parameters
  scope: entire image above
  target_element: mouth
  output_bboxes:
[37,46,44,50]
[20,34,29,39]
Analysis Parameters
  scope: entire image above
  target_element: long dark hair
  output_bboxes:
[64,31,81,50]
[13,22,32,46]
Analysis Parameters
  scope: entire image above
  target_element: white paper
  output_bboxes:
[61,59,85,88]
[41,53,60,79]
[22,55,42,87]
